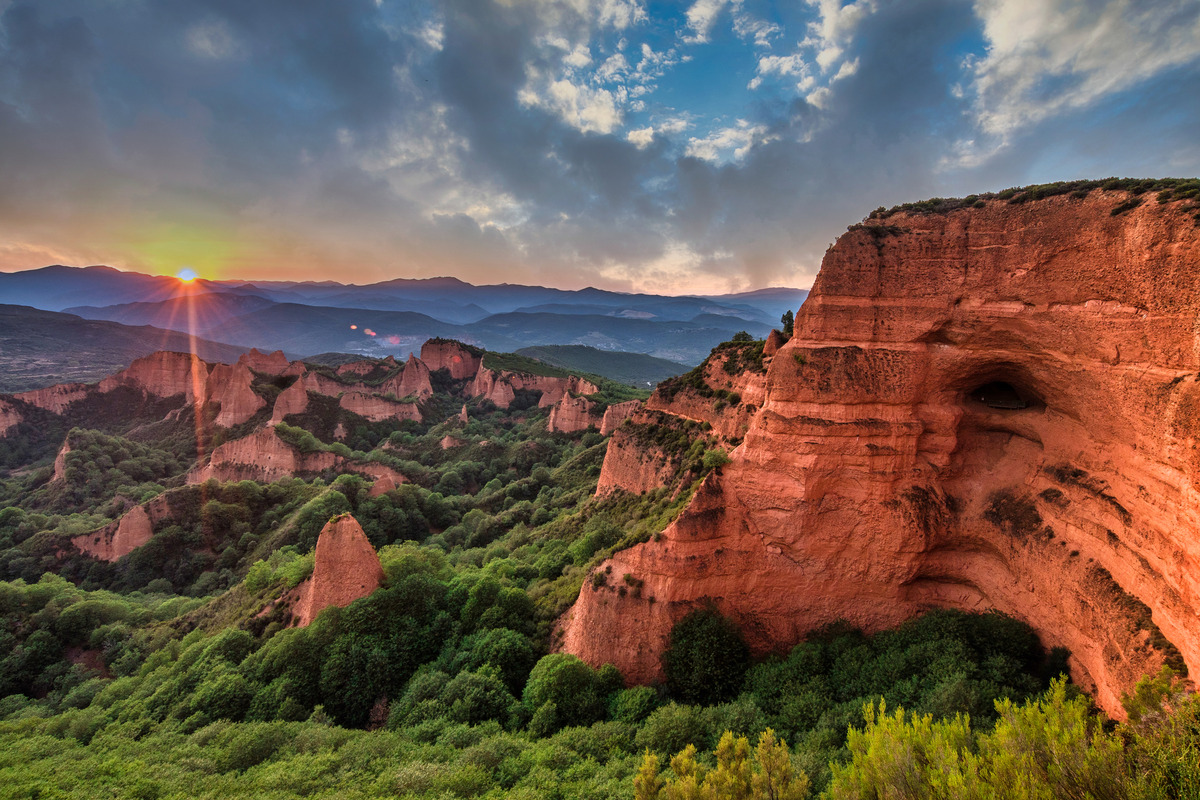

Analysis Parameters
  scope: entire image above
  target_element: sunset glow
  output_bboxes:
[177,268,198,283]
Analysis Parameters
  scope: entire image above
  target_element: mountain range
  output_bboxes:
[1,265,805,371]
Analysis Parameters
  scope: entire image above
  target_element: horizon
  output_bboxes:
[0,1,1198,293]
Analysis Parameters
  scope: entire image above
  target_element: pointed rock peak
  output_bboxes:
[296,514,385,626]
[52,434,75,482]
[368,474,397,497]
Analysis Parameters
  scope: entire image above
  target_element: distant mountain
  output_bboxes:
[3,265,803,365]
[516,345,690,388]
[0,265,256,311]
[64,293,276,333]
[0,305,250,392]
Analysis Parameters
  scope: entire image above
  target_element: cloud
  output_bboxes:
[965,0,1200,145]
[685,120,774,161]
[682,0,726,44]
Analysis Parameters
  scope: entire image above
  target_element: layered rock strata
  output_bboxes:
[562,190,1200,716]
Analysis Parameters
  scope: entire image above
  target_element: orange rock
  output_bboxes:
[188,427,339,483]
[562,190,1200,717]
[282,360,308,377]
[271,377,310,423]
[337,360,378,376]
[72,501,161,561]
[420,339,482,380]
[14,382,89,413]
[0,399,19,437]
[595,410,682,496]
[338,391,422,423]
[52,436,72,482]
[239,348,289,374]
[467,367,516,408]
[295,514,385,626]
[98,350,209,400]
[547,395,602,433]
[381,354,433,401]
[368,474,398,497]
[763,329,786,356]
[601,400,643,436]
[209,362,266,427]
[440,434,466,449]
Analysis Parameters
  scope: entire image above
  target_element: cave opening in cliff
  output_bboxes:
[969,381,1035,410]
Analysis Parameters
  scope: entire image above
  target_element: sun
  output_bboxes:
[176,267,198,283]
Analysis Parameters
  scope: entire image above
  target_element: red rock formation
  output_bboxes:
[72,502,159,561]
[368,474,398,497]
[421,339,482,380]
[188,427,338,483]
[209,362,266,427]
[0,399,19,437]
[468,367,516,408]
[282,360,308,377]
[763,329,786,357]
[352,461,408,485]
[14,382,89,414]
[338,392,421,423]
[562,190,1200,716]
[52,436,72,482]
[645,347,767,441]
[440,434,466,449]
[98,351,209,400]
[595,409,683,496]
[295,514,385,626]
[381,354,434,401]
[601,400,643,436]
[547,395,602,433]
[239,348,289,374]
[337,360,377,376]
[271,377,310,423]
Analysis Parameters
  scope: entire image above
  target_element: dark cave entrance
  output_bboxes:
[969,381,1035,410]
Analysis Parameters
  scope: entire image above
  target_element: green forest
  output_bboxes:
[0,343,1198,799]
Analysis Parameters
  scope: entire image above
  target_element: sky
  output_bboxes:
[0,0,1198,294]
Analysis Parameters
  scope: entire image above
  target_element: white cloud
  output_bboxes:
[682,0,727,44]
[186,21,242,60]
[685,119,775,162]
[966,0,1200,141]
[731,6,781,47]
[626,127,655,148]
[625,116,690,148]
[534,78,622,134]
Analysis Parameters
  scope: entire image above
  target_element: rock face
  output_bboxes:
[271,378,310,423]
[188,427,339,483]
[421,339,482,380]
[209,362,266,427]
[0,399,18,437]
[239,348,289,374]
[562,190,1200,717]
[601,400,643,436]
[468,367,517,408]
[98,351,209,400]
[52,436,72,482]
[295,515,385,626]
[595,409,683,496]
[72,500,167,561]
[382,355,433,401]
[14,383,89,414]
[338,392,421,423]
[547,395,602,433]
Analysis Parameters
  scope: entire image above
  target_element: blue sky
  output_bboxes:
[0,0,1198,293]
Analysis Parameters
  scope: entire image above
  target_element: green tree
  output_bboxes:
[665,609,749,705]
[780,310,794,338]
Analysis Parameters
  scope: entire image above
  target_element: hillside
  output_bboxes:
[0,304,250,392]
[516,344,690,387]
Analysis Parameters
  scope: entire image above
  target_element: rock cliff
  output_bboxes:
[72,494,174,561]
[381,354,434,401]
[239,348,289,374]
[98,350,209,400]
[562,188,1200,716]
[295,514,385,626]
[188,427,339,483]
[600,400,643,436]
[547,395,602,433]
[338,392,421,423]
[421,339,482,380]
[209,362,266,427]
[0,399,18,436]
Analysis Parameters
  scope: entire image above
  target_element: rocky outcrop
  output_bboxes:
[468,367,516,408]
[421,339,482,380]
[368,474,398,497]
[547,395,602,433]
[440,434,466,449]
[72,495,174,561]
[295,514,385,626]
[209,362,266,427]
[270,378,310,423]
[14,383,89,414]
[595,409,682,496]
[601,400,643,436]
[188,428,338,484]
[52,436,72,482]
[338,392,421,423]
[562,189,1200,716]
[239,348,289,374]
[0,399,19,437]
[381,354,433,401]
[98,351,208,400]
[337,360,377,377]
